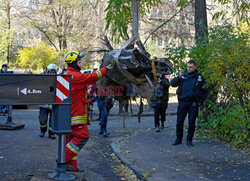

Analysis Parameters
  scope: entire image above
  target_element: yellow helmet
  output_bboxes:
[65,51,84,64]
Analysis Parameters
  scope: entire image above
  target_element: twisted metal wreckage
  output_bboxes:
[93,36,173,122]
[91,0,173,122]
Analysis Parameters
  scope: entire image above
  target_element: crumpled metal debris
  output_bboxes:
[102,48,172,86]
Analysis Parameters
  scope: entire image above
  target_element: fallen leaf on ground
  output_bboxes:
[215,167,222,170]
[143,172,149,178]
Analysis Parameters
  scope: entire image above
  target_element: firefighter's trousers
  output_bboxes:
[66,125,89,170]
[39,107,53,134]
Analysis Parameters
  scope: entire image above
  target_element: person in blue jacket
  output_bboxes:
[171,60,207,147]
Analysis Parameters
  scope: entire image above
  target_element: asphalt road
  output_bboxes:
[0,107,154,181]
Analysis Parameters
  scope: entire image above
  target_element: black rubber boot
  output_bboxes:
[103,125,109,137]
[39,131,45,138]
[48,134,56,139]
[172,139,182,145]
[161,121,164,129]
[65,163,84,172]
[48,131,56,139]
[187,139,194,147]
[99,126,104,135]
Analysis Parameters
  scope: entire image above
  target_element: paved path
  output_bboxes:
[115,126,250,181]
[0,109,123,181]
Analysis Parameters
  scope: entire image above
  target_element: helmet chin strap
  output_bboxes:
[68,61,81,71]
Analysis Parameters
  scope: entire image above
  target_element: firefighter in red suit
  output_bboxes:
[64,50,114,172]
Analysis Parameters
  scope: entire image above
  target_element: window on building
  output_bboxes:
[157,38,164,47]
[149,6,164,20]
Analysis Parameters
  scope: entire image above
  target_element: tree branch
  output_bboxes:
[101,35,114,50]
[88,49,109,53]
[143,3,190,45]
[31,23,59,51]
[21,14,59,51]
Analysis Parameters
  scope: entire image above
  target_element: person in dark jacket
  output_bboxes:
[171,60,207,147]
[0,64,13,114]
[150,75,170,132]
[39,64,58,139]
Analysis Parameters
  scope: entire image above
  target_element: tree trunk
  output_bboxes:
[194,0,209,122]
[132,0,139,38]
[6,2,11,64]
[59,36,62,51]
[63,37,67,50]
[59,54,64,72]
[195,0,208,43]
[60,36,67,70]
[234,0,240,26]
[131,0,148,55]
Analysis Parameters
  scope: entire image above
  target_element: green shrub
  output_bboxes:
[17,41,59,72]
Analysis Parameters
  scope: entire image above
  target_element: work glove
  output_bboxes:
[105,59,115,71]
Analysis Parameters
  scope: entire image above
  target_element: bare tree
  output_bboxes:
[16,0,93,67]
[0,0,13,64]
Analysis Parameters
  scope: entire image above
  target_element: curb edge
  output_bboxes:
[110,137,155,181]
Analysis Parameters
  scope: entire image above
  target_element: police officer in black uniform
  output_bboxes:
[171,60,207,147]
